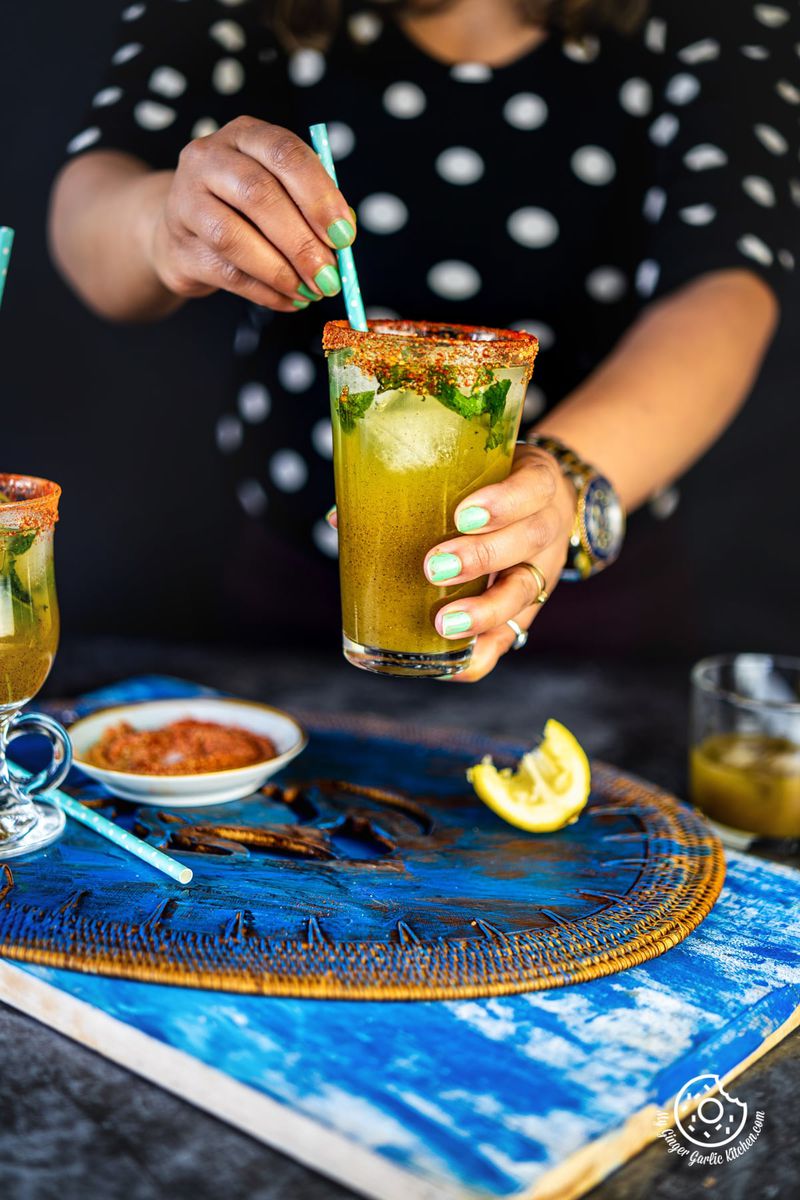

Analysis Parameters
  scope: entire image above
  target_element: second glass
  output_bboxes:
[0,474,71,856]
[323,320,539,677]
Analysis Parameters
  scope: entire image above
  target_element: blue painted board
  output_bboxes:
[1,677,798,1199]
[3,851,798,1200]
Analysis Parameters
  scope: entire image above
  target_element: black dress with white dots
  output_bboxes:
[68,0,798,603]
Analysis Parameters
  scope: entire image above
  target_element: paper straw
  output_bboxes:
[13,765,193,885]
[309,124,368,332]
[0,227,14,310]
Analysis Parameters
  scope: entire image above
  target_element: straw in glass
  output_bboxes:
[308,124,368,331]
[13,765,193,885]
[0,227,14,310]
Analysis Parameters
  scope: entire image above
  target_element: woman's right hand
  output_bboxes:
[147,116,355,312]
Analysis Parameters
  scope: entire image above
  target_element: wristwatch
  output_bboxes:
[526,434,626,581]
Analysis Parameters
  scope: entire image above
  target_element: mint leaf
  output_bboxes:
[337,387,375,433]
[481,378,511,422]
[9,563,31,606]
[484,426,506,451]
[429,373,511,448]
[9,532,35,556]
[375,363,409,394]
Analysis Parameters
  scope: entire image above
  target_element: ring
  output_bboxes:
[506,618,528,651]
[520,562,549,605]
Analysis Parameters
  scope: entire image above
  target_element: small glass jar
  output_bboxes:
[689,653,800,846]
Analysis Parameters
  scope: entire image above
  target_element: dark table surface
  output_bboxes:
[1,637,797,1200]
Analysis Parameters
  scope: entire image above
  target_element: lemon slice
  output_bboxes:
[467,718,591,832]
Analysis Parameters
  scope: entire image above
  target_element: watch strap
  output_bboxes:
[526,434,623,581]
[525,434,595,490]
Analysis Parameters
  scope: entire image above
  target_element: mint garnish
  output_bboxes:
[9,565,31,606]
[337,386,375,432]
[9,532,35,556]
[426,369,511,449]
[2,530,36,606]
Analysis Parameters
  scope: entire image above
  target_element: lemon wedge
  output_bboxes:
[467,718,591,832]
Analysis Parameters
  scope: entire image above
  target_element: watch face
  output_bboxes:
[581,476,625,563]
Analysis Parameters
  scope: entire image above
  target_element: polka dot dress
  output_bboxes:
[69,0,798,556]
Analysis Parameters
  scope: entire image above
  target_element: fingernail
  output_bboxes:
[456,505,490,534]
[325,505,337,527]
[292,299,310,309]
[327,218,355,249]
[427,553,462,583]
[441,610,472,637]
[314,264,342,297]
[349,206,358,226]
[297,282,320,302]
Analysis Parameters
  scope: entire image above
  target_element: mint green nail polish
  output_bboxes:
[292,299,310,309]
[314,264,341,297]
[297,282,320,302]
[441,610,472,637]
[327,218,355,249]
[456,505,490,533]
[428,553,462,583]
[324,505,337,525]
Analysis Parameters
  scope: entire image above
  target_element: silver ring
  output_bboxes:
[506,618,528,651]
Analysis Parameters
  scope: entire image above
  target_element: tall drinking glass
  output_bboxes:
[0,474,71,857]
[324,320,539,677]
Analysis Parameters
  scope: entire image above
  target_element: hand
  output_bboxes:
[146,117,355,311]
[424,445,576,682]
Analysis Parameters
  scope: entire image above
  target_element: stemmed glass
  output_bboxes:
[0,474,72,857]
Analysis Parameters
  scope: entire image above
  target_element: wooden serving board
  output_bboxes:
[0,678,798,1199]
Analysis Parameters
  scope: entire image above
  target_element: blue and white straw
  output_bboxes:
[309,123,368,332]
[0,227,15,310]
[14,766,193,885]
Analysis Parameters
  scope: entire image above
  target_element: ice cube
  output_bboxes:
[367,392,460,471]
[715,741,761,770]
[765,750,800,777]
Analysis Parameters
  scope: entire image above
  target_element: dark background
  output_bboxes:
[1,1,797,660]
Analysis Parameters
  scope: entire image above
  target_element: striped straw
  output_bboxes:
[0,228,14,310]
[14,765,193,885]
[309,124,368,332]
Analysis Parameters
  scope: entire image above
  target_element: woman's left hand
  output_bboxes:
[424,444,576,682]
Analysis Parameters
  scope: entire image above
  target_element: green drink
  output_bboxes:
[324,321,538,677]
[0,480,59,707]
[0,474,70,859]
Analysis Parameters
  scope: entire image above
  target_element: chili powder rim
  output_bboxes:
[0,474,61,533]
[323,319,539,369]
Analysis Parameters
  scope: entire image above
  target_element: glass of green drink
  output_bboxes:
[323,320,539,677]
[0,474,71,857]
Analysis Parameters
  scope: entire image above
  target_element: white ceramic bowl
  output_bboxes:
[68,697,307,807]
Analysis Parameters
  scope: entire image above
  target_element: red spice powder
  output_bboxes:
[0,474,60,533]
[87,719,277,775]
[322,319,538,390]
